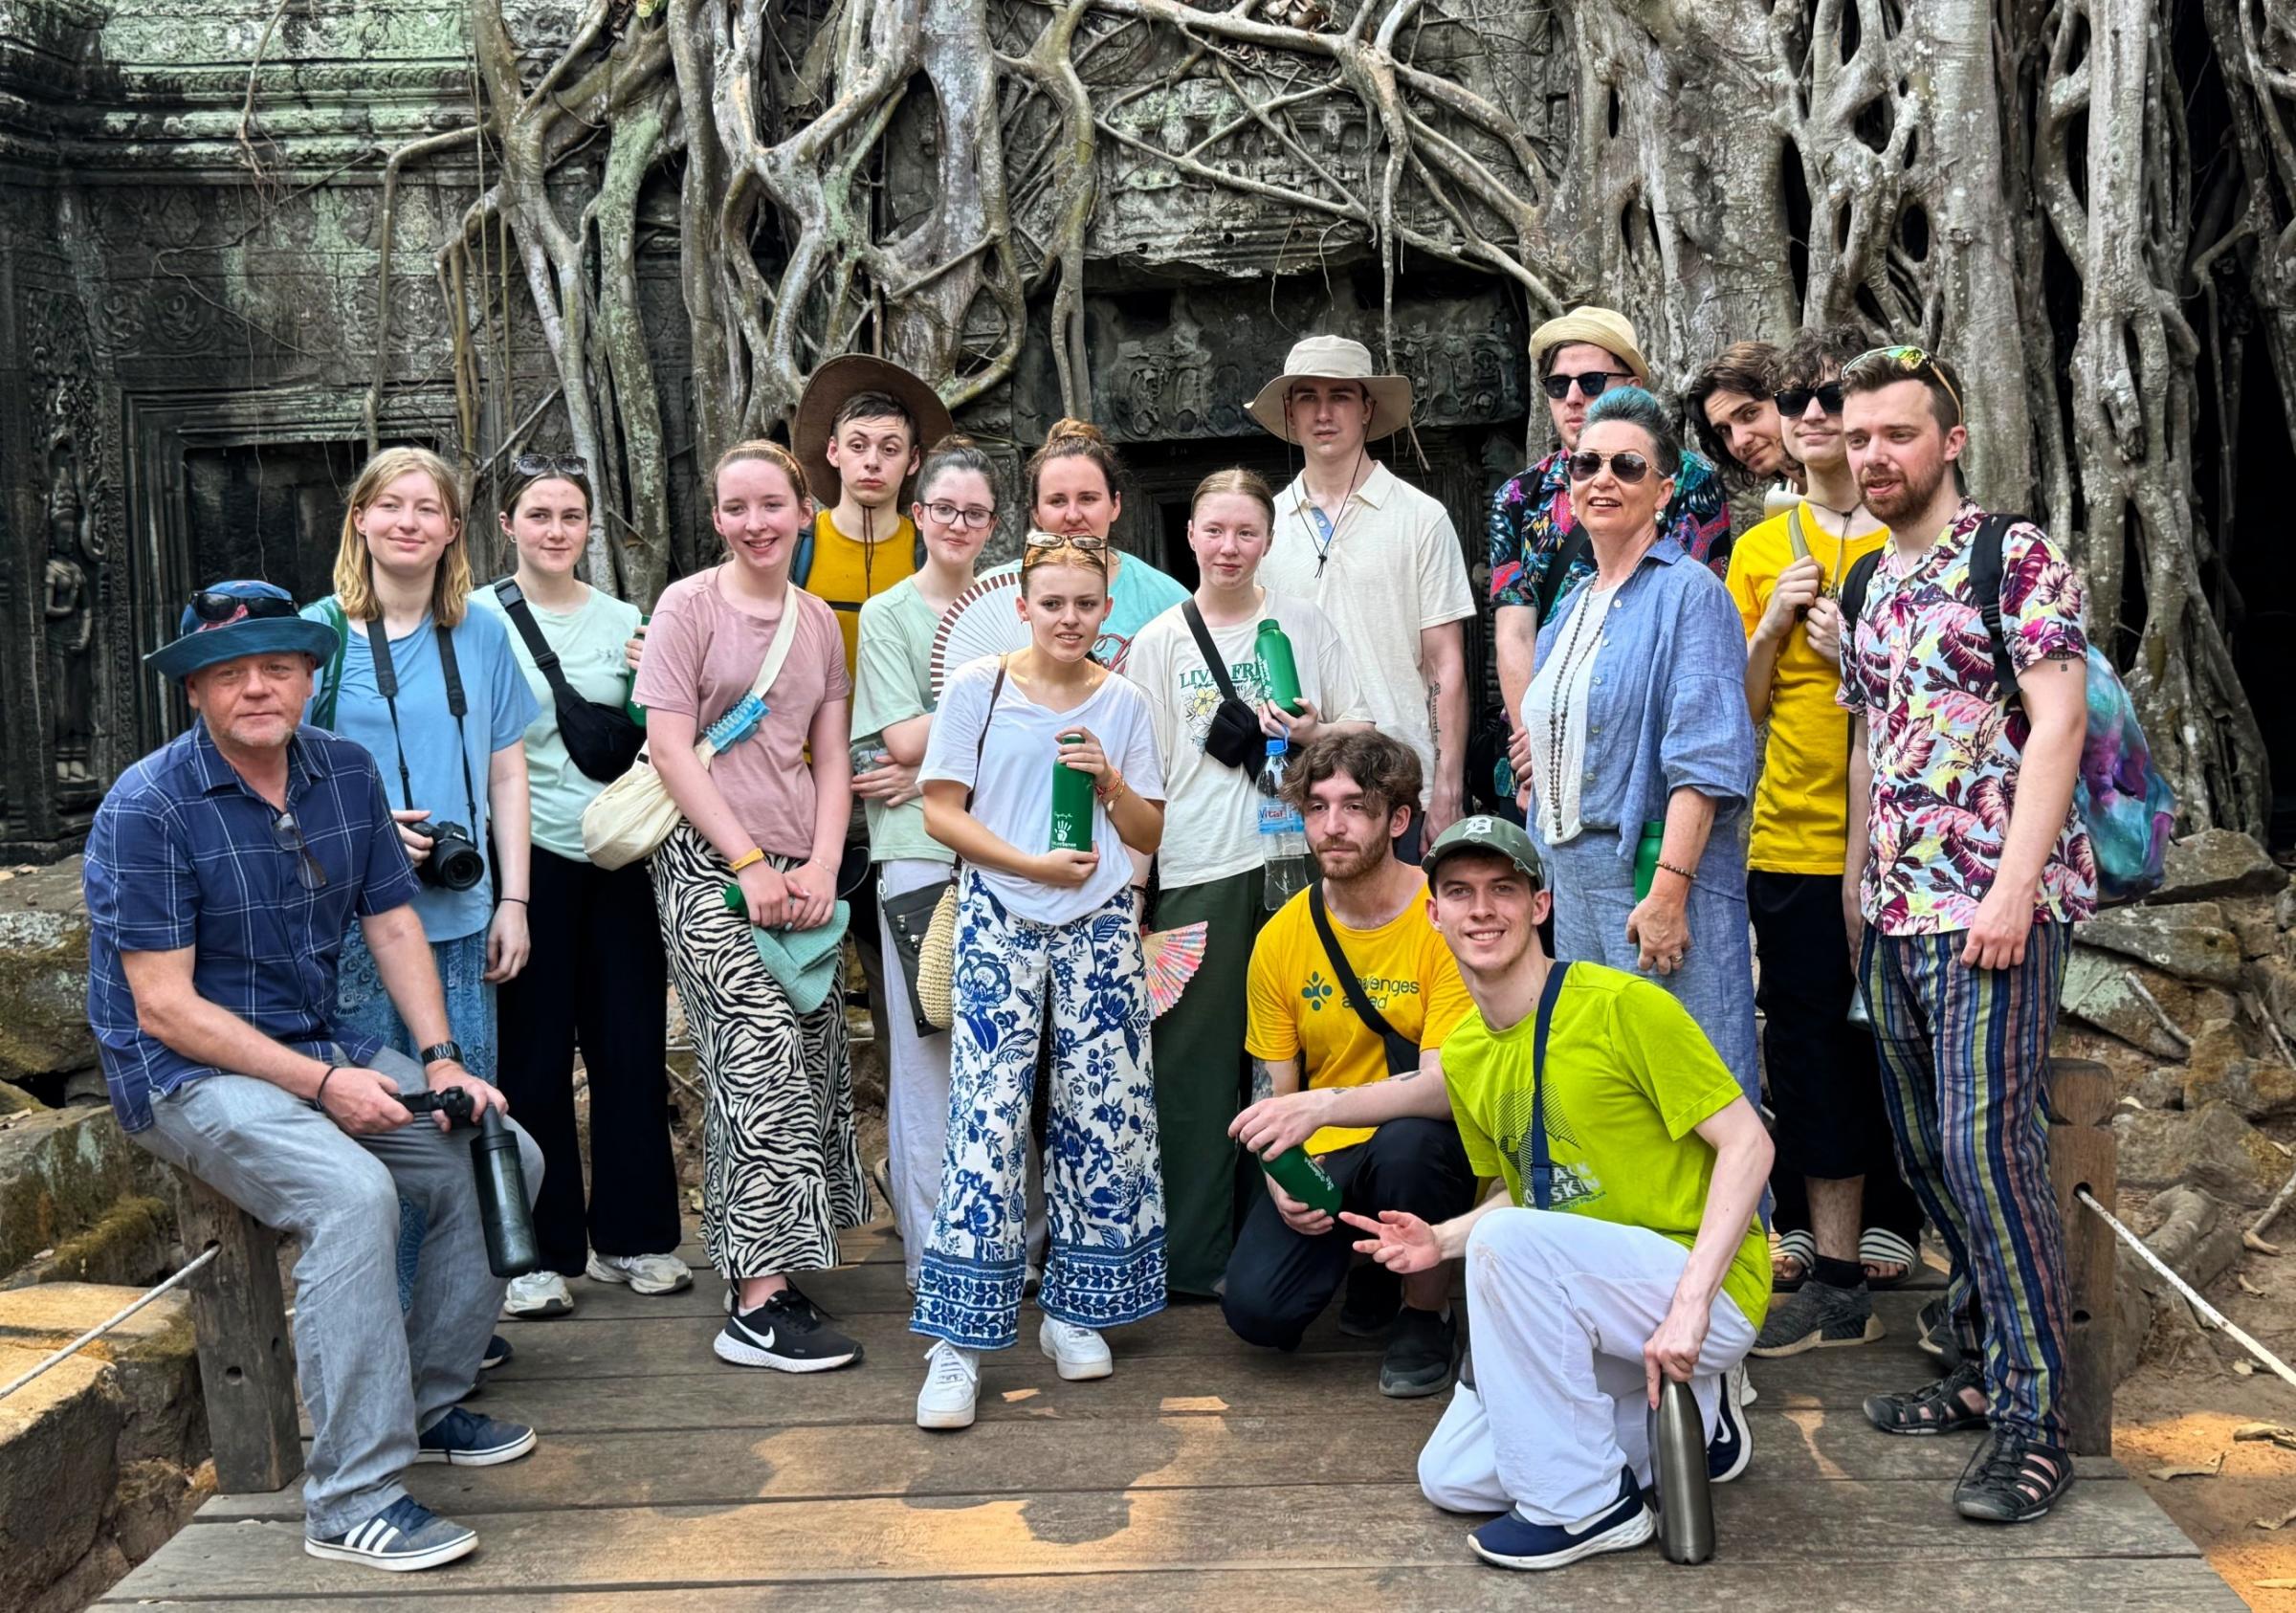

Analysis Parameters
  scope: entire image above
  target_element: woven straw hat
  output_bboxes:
[1529,306,1652,386]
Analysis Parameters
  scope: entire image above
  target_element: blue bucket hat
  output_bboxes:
[144,580,341,682]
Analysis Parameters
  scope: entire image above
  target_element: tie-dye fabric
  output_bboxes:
[1837,499,2097,936]
[1488,446,1731,610]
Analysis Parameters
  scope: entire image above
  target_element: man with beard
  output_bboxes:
[1219,730,1478,1398]
[1838,347,2092,1524]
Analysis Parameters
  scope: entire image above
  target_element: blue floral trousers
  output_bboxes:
[911,875,1166,1350]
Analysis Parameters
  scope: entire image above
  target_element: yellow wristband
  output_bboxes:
[729,848,766,873]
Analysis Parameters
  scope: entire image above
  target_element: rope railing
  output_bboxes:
[2076,1188,2296,1392]
[0,1246,219,1403]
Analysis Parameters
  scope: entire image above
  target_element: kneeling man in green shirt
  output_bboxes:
[1232,814,1772,1571]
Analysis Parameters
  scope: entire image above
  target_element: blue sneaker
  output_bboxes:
[1468,1468,1653,1571]
[415,1405,537,1467]
[1708,1362,1753,1483]
[304,1495,476,1572]
[480,1334,514,1372]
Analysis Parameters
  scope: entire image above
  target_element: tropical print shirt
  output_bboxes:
[1837,498,2097,936]
[1488,446,1731,611]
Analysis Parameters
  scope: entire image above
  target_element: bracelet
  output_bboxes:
[310,1066,341,1112]
[728,847,766,873]
[1097,773,1129,807]
[1656,858,1697,884]
[498,896,528,906]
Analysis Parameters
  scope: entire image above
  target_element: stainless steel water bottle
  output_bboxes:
[1647,1377,1715,1564]
[469,1106,541,1278]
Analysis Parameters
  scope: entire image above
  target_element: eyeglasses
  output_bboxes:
[1541,370,1635,402]
[270,808,329,892]
[923,500,996,531]
[1565,450,1654,484]
[1845,346,1963,420]
[511,453,589,480]
[189,591,302,626]
[1775,381,1845,417]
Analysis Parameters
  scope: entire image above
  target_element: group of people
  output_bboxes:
[80,301,2096,1576]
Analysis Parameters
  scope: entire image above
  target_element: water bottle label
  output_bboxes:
[1258,796,1304,836]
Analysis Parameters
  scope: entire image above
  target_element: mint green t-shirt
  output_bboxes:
[470,584,644,861]
[851,580,951,866]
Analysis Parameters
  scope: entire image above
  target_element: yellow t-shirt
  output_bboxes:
[1246,880,1475,1157]
[1725,503,1890,873]
[806,509,918,677]
[1443,962,1770,1334]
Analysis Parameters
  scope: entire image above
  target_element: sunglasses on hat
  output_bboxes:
[188,590,303,628]
[1541,370,1635,402]
[1565,450,1654,485]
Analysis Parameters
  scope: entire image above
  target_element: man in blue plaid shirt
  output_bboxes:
[84,580,544,1573]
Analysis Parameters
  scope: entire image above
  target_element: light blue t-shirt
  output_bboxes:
[303,598,541,942]
[980,550,1189,676]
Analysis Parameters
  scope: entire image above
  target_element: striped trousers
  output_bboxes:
[1861,922,2072,1446]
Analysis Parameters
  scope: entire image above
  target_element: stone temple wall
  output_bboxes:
[0,0,1550,854]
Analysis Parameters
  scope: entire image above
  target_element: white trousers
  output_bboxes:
[877,859,1043,1287]
[1419,1208,1755,1525]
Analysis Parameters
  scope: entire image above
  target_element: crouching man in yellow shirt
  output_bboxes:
[1232,814,1772,1572]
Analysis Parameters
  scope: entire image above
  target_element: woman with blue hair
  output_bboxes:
[1518,387,1760,1104]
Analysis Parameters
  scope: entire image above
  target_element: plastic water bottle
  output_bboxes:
[1259,739,1310,909]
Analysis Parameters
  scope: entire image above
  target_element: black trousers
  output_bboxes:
[1748,869,1921,1239]
[495,847,680,1274]
[1221,1116,1476,1350]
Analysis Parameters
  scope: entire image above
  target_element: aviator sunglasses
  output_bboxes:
[1565,449,1655,484]
[511,452,590,480]
[1541,370,1636,402]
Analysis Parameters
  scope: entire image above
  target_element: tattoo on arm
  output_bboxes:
[1425,679,1441,748]
[1250,1059,1275,1104]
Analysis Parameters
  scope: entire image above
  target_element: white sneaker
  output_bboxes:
[1038,1316,1112,1381]
[585,1250,694,1295]
[916,1340,980,1429]
[501,1271,572,1318]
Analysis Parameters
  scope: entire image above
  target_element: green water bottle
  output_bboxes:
[1256,618,1306,714]
[1633,819,1666,900]
[1261,1144,1341,1215]
[1049,731,1096,851]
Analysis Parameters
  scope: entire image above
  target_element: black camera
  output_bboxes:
[411,820,487,891]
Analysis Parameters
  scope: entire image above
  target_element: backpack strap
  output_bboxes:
[312,599,349,731]
[1308,882,1418,1075]
[1532,522,1593,626]
[1526,961,1573,1211]
[1838,549,1883,647]
[1968,513,2022,700]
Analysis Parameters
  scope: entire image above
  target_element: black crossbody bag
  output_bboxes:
[1181,600,1273,779]
[1307,883,1421,1077]
[491,579,647,784]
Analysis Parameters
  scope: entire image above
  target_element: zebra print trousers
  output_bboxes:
[651,824,867,1279]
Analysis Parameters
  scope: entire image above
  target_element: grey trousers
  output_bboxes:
[132,1048,541,1537]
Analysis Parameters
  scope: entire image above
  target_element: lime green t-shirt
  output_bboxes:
[1442,962,1770,1333]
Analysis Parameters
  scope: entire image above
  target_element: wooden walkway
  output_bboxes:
[102,1222,2241,1611]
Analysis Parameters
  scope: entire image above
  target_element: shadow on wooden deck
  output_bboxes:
[100,1224,2241,1611]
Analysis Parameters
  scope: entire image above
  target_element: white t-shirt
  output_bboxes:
[1257,462,1475,803]
[1130,588,1369,889]
[920,656,1166,926]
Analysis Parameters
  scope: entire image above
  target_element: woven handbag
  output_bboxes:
[916,655,1006,1030]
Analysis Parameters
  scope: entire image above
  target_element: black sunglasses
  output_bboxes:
[189,590,302,625]
[1541,370,1635,402]
[270,809,330,893]
[1775,381,1845,417]
[511,453,590,480]
[1565,450,1654,484]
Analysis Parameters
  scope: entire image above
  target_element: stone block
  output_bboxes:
[2178,1018,2296,1120]
[0,859,93,1082]
[2075,901,2243,988]
[0,1345,123,1612]
[0,1284,204,1467]
[2155,828,2287,903]
[0,1105,166,1279]
[2060,950,2237,1059]
[2112,1101,2292,1204]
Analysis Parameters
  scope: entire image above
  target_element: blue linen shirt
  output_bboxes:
[302,603,540,941]
[1525,537,1757,871]
[83,722,425,1132]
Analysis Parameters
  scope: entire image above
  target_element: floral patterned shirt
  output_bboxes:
[1836,498,2097,936]
[1488,446,1731,611]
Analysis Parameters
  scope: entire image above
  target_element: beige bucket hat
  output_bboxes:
[1529,306,1652,386]
[1247,335,1415,443]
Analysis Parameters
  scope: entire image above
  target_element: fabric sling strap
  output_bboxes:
[365,619,481,839]
[1526,961,1574,1211]
[1181,600,1244,704]
[490,577,574,697]
[1307,882,1418,1076]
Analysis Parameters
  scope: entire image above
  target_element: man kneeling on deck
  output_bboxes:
[1232,815,1772,1571]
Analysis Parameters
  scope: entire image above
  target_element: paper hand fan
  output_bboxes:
[931,573,1031,699]
[1140,922,1208,1020]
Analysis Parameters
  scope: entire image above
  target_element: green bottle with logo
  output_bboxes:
[1256,618,1305,714]
[1260,1144,1341,1215]
[1049,731,1096,851]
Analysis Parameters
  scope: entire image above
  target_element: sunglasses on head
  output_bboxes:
[511,452,589,480]
[1775,381,1844,417]
[1024,533,1108,552]
[1846,345,1964,419]
[189,590,302,626]
[1565,450,1655,484]
[1541,370,1636,402]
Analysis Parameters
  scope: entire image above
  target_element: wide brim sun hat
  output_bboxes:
[144,580,341,682]
[1528,305,1652,386]
[1246,335,1416,444]
[792,354,957,508]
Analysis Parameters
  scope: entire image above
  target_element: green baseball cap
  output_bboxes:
[1424,814,1546,890]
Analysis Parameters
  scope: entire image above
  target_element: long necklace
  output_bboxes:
[1540,585,1607,840]
[1803,499,1851,598]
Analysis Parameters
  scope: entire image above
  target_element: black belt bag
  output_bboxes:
[1182,600,1271,778]
[493,579,647,784]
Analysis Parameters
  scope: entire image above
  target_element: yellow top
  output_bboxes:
[1724,503,1890,873]
[1246,880,1475,1157]
[807,508,917,677]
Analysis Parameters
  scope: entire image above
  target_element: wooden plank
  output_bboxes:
[173,1172,302,1493]
[103,1476,2207,1602]
[96,1558,2246,1612]
[2046,1057,2118,1454]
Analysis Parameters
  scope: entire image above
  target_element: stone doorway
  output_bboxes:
[183,440,364,609]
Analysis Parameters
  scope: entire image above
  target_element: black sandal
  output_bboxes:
[1863,1359,1988,1436]
[1954,1430,2072,1522]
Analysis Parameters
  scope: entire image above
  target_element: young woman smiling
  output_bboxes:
[631,440,867,1375]
[1128,468,1370,1295]
[472,457,687,1320]
[909,535,1168,1431]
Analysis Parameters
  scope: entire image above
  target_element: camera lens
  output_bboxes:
[420,822,488,892]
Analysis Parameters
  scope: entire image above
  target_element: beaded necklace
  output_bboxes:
[1539,583,1609,841]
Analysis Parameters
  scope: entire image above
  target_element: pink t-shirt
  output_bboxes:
[633,567,852,860]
